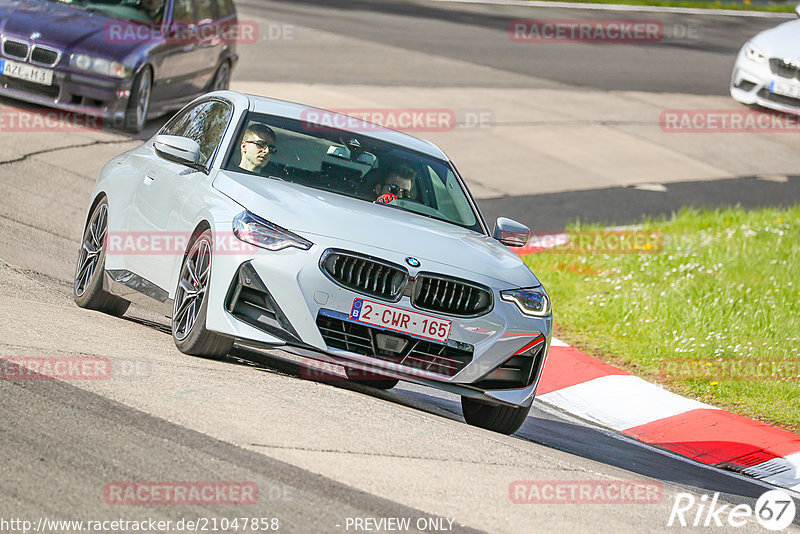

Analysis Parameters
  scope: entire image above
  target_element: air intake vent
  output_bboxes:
[3,39,28,60]
[411,274,492,317]
[30,45,60,67]
[320,250,407,301]
[316,310,473,377]
[769,58,800,80]
[225,262,300,343]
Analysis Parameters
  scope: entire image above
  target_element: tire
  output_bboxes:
[461,396,531,435]
[172,229,233,359]
[73,198,130,317]
[344,367,399,390]
[209,60,231,91]
[123,66,152,133]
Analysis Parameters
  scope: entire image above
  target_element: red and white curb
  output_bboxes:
[535,341,800,491]
[516,235,800,491]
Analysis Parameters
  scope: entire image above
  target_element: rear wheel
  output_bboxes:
[344,367,399,390]
[73,199,130,316]
[461,396,531,435]
[172,229,233,359]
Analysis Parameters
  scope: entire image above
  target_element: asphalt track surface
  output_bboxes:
[478,175,800,231]
[235,0,786,94]
[2,0,800,532]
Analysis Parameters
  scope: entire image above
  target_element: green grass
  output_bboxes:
[529,0,796,12]
[524,206,800,432]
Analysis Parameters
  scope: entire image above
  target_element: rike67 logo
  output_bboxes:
[668,490,796,530]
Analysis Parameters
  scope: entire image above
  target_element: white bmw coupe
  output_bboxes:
[74,91,552,435]
[731,6,800,114]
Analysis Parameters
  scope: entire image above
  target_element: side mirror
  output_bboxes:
[493,217,531,247]
[153,135,202,168]
[796,4,800,17]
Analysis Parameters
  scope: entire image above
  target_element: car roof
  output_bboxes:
[230,92,451,160]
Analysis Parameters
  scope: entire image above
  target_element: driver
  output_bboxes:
[139,0,165,20]
[238,123,278,174]
[373,164,416,204]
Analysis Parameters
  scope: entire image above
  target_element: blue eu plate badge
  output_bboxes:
[350,298,364,319]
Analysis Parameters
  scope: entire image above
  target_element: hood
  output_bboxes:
[214,171,540,289]
[0,0,145,59]
[750,19,800,62]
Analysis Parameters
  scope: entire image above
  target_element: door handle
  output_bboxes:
[144,170,158,184]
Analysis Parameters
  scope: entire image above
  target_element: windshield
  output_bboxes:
[43,0,165,22]
[223,112,484,233]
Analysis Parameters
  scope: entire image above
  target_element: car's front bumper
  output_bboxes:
[0,66,132,123]
[203,233,552,408]
[730,49,800,115]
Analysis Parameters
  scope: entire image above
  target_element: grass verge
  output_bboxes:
[529,0,796,12]
[523,206,800,432]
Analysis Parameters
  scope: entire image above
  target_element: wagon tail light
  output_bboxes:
[232,211,313,251]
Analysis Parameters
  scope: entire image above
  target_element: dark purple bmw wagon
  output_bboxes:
[0,0,240,131]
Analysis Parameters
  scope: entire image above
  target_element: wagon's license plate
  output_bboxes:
[350,298,451,343]
[769,80,800,98]
[0,58,53,86]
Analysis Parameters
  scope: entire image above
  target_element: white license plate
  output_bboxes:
[350,298,452,343]
[769,80,800,99]
[0,58,53,86]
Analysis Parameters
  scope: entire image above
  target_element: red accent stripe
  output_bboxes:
[623,409,800,466]
[536,345,628,395]
[513,336,545,355]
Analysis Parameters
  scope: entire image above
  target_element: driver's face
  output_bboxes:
[376,176,412,198]
[240,134,275,171]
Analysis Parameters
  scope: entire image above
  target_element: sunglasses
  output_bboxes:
[246,140,277,153]
[387,183,411,198]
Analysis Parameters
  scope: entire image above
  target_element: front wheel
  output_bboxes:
[461,396,531,435]
[172,229,233,359]
[210,60,231,91]
[123,67,152,133]
[73,198,130,317]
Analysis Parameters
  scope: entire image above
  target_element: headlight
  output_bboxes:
[501,287,551,317]
[232,211,313,251]
[69,53,131,78]
[744,43,767,64]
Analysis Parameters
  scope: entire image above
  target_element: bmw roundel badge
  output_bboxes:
[405,257,420,268]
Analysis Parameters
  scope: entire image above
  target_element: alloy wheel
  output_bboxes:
[173,236,211,341]
[74,203,108,297]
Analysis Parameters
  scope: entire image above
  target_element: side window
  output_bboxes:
[160,100,233,167]
[194,0,215,21]
[172,0,194,23]
[161,107,193,137]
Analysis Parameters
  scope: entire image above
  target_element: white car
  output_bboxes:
[731,7,800,114]
[74,90,553,435]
